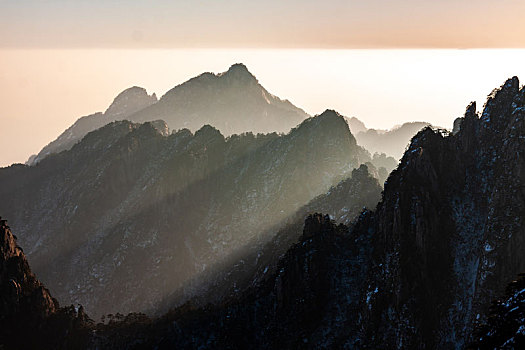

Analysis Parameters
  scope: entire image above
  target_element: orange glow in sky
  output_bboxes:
[1,48,525,167]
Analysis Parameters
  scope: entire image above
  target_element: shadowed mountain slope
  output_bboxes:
[0,110,372,318]
[157,164,382,310]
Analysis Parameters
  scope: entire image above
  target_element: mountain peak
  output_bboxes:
[227,63,250,74]
[316,109,348,126]
[220,63,258,83]
[104,86,157,118]
[319,109,342,118]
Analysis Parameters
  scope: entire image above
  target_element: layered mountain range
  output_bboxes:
[0,108,388,318]
[27,64,424,166]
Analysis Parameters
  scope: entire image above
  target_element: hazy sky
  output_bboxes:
[1,1,525,166]
[2,0,525,49]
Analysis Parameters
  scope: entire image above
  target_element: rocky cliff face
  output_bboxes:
[353,76,525,348]
[0,110,374,318]
[0,217,91,349]
[469,273,525,349]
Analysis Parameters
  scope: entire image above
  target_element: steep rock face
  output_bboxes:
[469,273,525,349]
[0,218,91,349]
[0,110,371,318]
[0,217,57,329]
[128,63,309,136]
[28,87,157,164]
[355,77,525,348]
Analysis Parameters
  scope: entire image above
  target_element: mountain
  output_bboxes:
[0,217,91,349]
[28,64,309,165]
[28,87,158,165]
[355,121,433,159]
[0,110,375,318]
[345,116,368,134]
[88,76,525,348]
[128,63,309,135]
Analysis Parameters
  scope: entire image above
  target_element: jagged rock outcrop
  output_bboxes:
[0,218,91,349]
[0,110,373,318]
[29,64,309,165]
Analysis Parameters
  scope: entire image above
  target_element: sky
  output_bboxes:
[2,0,525,49]
[1,1,525,166]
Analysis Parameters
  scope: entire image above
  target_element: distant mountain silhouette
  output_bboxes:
[5,75,524,349]
[354,121,433,159]
[128,63,309,136]
[0,110,379,318]
[344,116,368,134]
[28,87,158,165]
[28,64,309,165]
